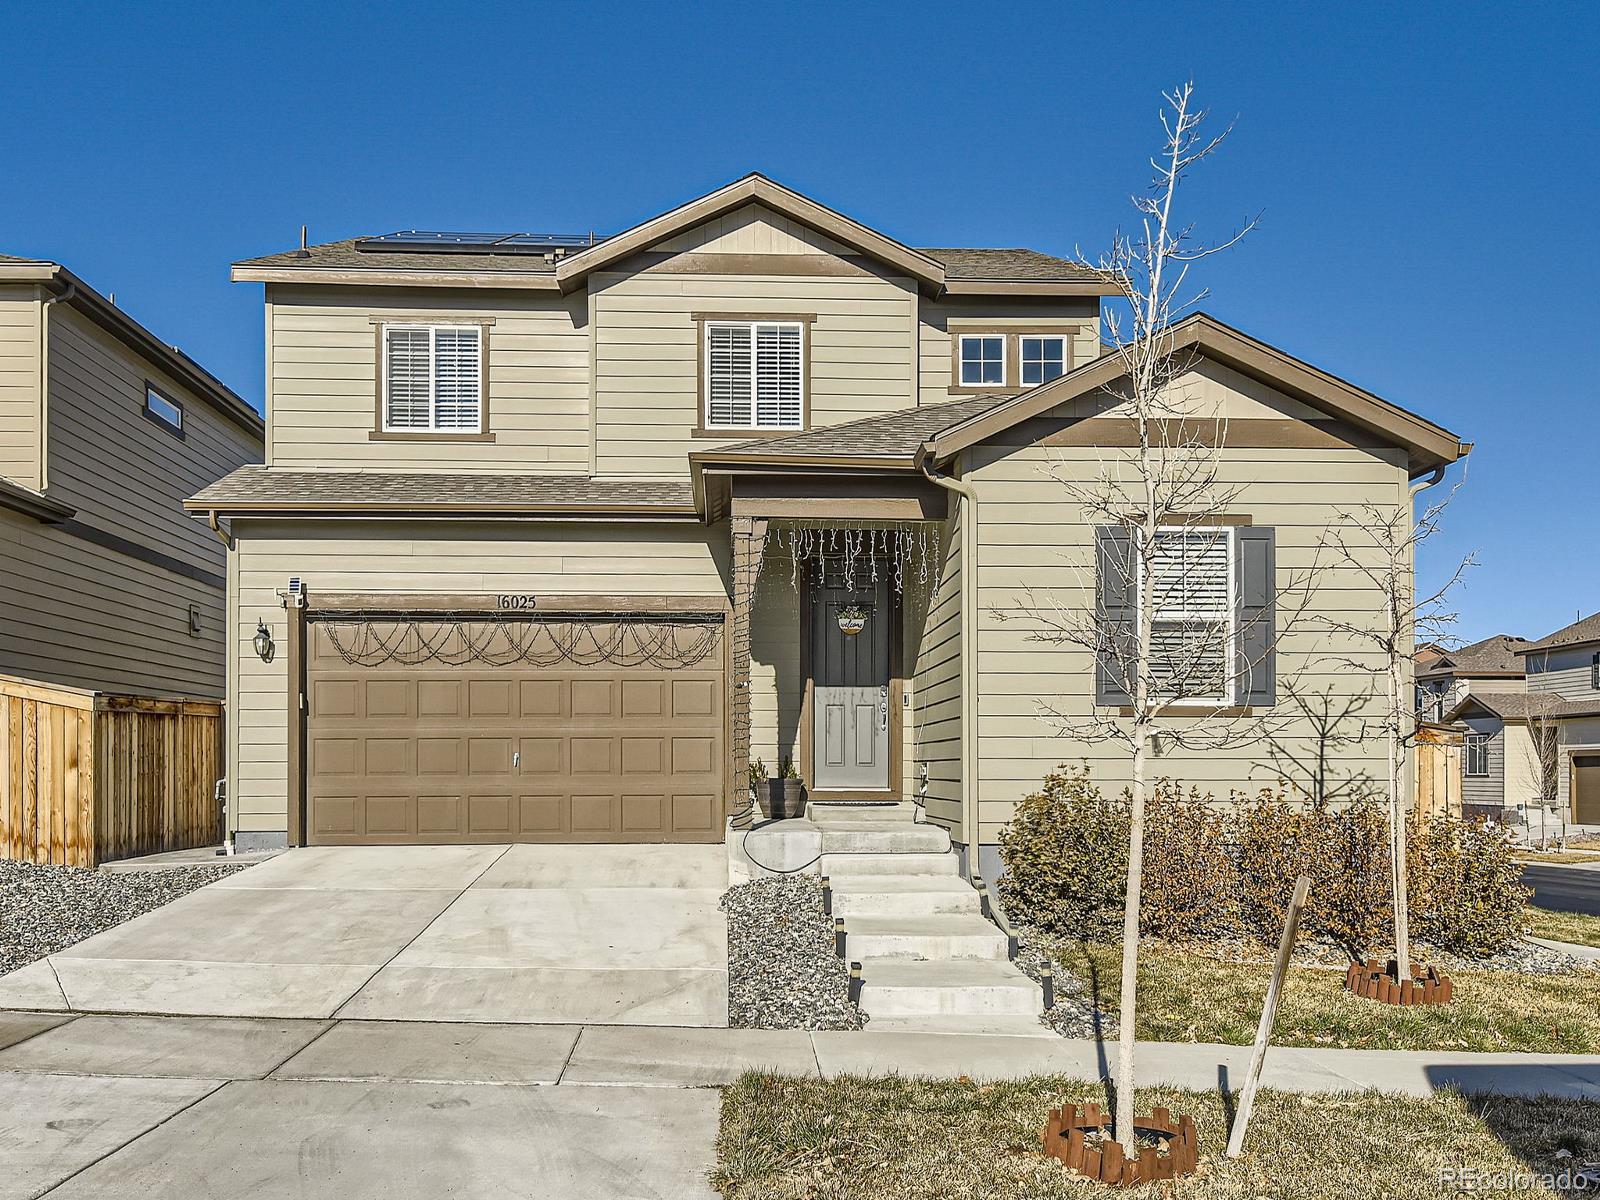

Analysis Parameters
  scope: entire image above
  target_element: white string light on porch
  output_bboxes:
[763,524,942,592]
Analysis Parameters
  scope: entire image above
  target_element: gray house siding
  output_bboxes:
[1460,713,1504,809]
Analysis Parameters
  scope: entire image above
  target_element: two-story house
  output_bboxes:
[1514,614,1600,828]
[0,255,263,698]
[192,175,1468,868]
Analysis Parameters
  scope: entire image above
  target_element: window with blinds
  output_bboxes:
[704,321,803,430]
[383,324,482,433]
[1144,526,1235,703]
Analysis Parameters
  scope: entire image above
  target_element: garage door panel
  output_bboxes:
[306,617,725,846]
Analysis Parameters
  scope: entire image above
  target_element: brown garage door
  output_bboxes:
[1575,754,1600,826]
[304,616,725,845]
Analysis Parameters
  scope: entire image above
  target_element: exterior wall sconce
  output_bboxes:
[252,619,275,662]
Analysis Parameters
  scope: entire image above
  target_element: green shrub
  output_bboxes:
[1409,816,1529,956]
[996,766,1127,939]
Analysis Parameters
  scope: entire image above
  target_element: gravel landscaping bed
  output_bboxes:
[721,876,865,1031]
[0,859,247,975]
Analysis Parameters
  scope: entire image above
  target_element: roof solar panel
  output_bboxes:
[355,230,608,255]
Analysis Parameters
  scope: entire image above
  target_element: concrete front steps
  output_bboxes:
[807,802,1051,1038]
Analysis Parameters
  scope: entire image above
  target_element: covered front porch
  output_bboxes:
[710,468,957,827]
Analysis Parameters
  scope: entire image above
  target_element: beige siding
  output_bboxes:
[1560,716,1600,813]
[265,285,590,473]
[592,267,919,476]
[656,203,852,256]
[1502,721,1543,809]
[962,367,1409,845]
[749,550,803,774]
[0,510,227,696]
[0,286,42,490]
[228,519,730,835]
[918,296,1101,406]
[912,511,963,829]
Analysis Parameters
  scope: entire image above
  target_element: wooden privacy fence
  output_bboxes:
[1414,722,1463,821]
[1,675,223,868]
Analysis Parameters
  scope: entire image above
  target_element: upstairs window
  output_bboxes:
[1143,526,1235,704]
[144,385,184,435]
[1020,335,1067,385]
[383,324,482,433]
[1465,732,1490,777]
[704,321,803,430]
[958,335,1005,386]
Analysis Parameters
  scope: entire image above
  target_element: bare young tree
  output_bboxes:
[1263,680,1382,807]
[1012,82,1287,1143]
[1318,481,1474,978]
[1519,704,1563,847]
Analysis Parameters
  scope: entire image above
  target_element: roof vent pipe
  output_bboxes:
[296,225,310,258]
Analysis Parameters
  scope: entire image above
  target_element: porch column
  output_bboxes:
[729,515,767,830]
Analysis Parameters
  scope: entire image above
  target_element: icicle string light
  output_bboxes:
[764,523,940,593]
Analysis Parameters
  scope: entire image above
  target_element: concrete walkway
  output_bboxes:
[3,1010,1598,1199]
[0,845,729,1026]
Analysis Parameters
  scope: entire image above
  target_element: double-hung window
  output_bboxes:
[1464,733,1490,777]
[1143,526,1235,704]
[1019,335,1067,385]
[704,320,803,431]
[958,335,1005,386]
[383,324,483,433]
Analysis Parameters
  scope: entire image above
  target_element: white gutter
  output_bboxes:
[917,448,981,870]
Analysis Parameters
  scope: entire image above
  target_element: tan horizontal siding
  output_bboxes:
[0,287,41,490]
[965,366,1411,845]
[912,513,963,831]
[918,296,1101,405]
[655,203,852,256]
[265,286,590,473]
[227,518,731,833]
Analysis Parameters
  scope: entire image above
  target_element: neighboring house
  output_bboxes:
[1414,633,1528,723]
[191,174,1467,868]
[0,256,263,698]
[1515,613,1600,828]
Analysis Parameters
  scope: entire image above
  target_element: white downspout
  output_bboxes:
[38,281,76,491]
[918,447,981,874]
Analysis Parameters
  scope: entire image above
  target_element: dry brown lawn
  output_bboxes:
[717,1074,1600,1199]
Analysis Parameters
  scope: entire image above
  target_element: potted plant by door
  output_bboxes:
[778,757,805,819]
[748,758,772,819]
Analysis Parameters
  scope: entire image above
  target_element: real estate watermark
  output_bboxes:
[1438,1165,1597,1191]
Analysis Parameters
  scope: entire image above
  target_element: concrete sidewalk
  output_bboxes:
[3,1010,1599,1200]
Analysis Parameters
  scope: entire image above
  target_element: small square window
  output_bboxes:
[144,385,183,433]
[959,335,1005,386]
[1020,335,1067,386]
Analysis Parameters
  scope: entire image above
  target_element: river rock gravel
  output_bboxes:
[721,875,866,1030]
[0,859,247,976]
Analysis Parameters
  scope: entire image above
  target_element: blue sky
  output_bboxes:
[2,2,1594,642]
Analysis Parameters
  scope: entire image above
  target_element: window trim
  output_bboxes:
[1018,334,1069,387]
[142,383,185,438]
[1137,524,1237,707]
[946,323,1084,393]
[691,311,815,437]
[370,318,496,442]
[957,334,1007,389]
[1464,732,1491,777]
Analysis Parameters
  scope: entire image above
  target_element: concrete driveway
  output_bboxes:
[0,844,729,1026]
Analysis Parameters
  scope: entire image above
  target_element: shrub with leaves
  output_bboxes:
[996,766,1127,940]
[1409,816,1529,956]
[1231,789,1319,944]
[1141,781,1239,940]
[1311,800,1394,959]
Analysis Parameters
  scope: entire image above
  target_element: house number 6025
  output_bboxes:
[496,594,538,610]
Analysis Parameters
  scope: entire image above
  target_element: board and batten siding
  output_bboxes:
[227,519,731,837]
[0,285,42,491]
[959,362,1408,846]
[264,285,590,473]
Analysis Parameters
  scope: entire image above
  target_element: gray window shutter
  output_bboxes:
[1235,526,1276,706]
[1095,526,1134,706]
[1591,652,1599,690]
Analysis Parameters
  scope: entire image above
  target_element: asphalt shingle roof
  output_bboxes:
[703,394,1010,461]
[1518,612,1600,655]
[1419,634,1530,678]
[1449,691,1600,722]
[236,240,1100,284]
[189,466,695,513]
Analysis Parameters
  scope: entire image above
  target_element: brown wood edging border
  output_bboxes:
[285,591,731,847]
